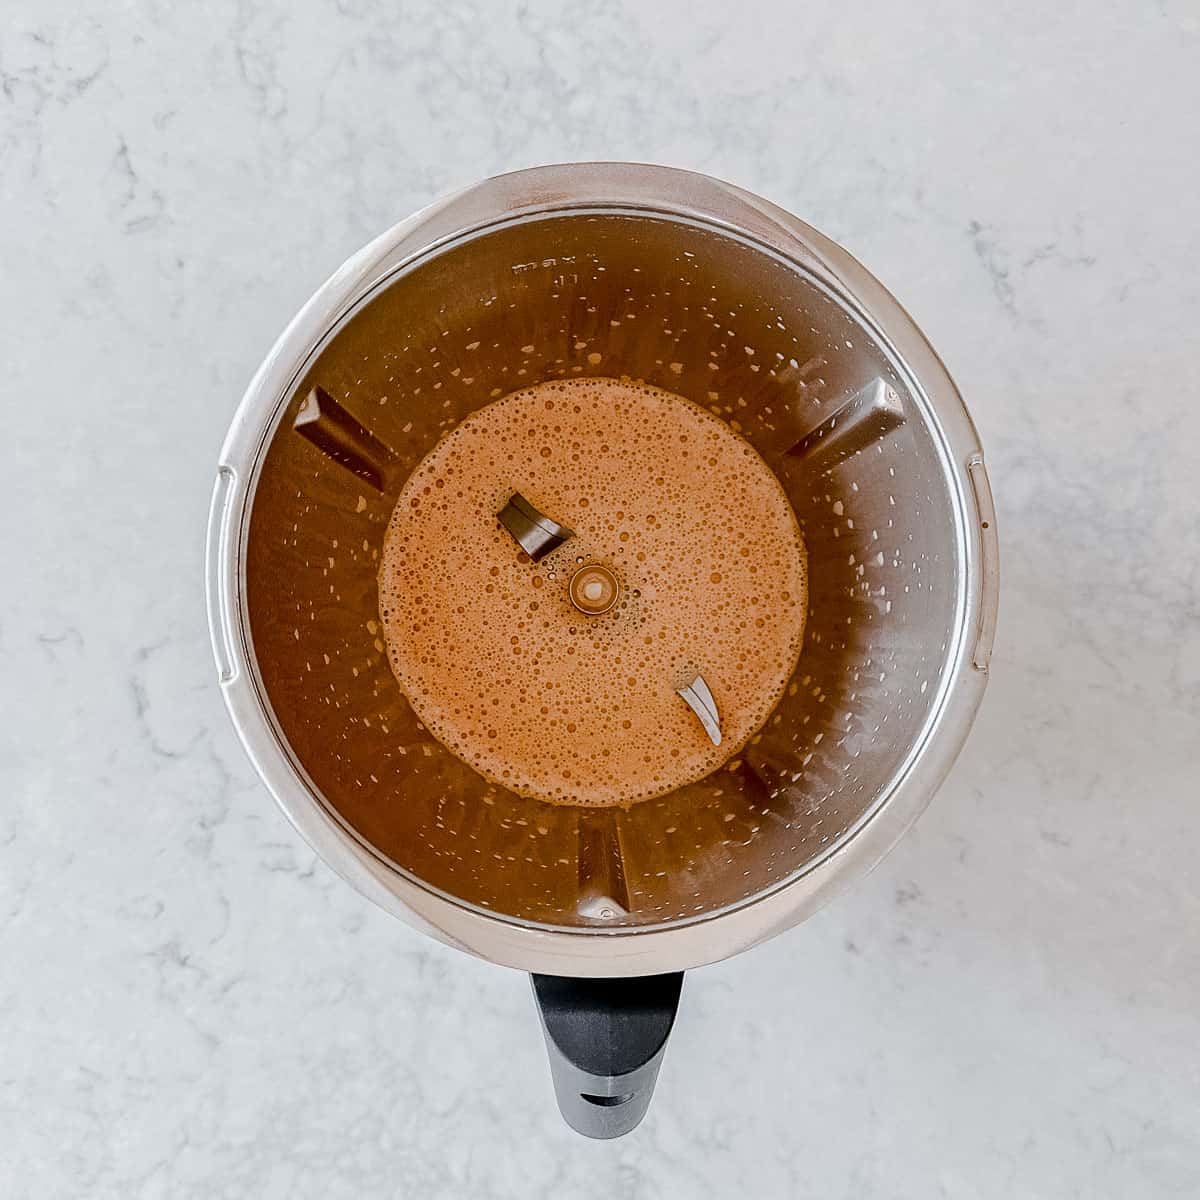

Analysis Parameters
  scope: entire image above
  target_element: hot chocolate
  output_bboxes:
[378,377,808,806]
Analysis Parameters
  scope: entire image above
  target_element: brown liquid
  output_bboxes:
[378,377,808,806]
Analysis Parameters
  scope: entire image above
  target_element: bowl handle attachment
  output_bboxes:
[530,971,684,1139]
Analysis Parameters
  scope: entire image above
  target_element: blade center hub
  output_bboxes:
[568,564,619,616]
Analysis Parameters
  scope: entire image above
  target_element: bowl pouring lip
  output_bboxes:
[205,162,997,976]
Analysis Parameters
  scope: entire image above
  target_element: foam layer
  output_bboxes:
[378,377,808,806]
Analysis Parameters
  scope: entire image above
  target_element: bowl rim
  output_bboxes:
[205,162,998,976]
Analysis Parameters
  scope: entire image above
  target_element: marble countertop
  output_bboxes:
[4,1,1199,1196]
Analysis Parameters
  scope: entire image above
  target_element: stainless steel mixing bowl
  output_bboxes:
[206,162,998,1135]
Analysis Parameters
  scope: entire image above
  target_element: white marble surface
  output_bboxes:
[3,1,1199,1195]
